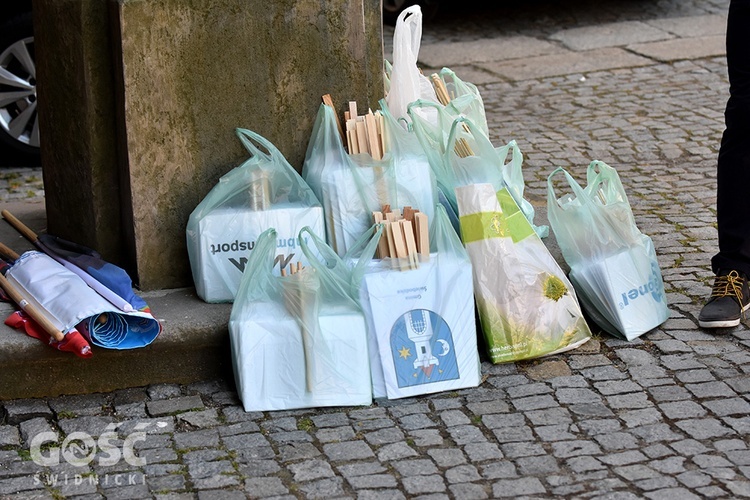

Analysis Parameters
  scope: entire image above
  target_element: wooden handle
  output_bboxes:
[0,272,65,342]
[1,210,38,243]
[0,242,19,260]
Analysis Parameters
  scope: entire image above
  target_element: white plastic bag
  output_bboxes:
[385,5,438,122]
[302,103,436,256]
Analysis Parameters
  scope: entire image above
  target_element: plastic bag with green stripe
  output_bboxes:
[456,183,591,363]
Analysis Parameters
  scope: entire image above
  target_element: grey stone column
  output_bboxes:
[36,0,384,290]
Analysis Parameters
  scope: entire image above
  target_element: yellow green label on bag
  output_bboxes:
[459,188,536,244]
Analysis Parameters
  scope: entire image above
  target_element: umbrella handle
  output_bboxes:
[1,210,38,243]
[0,272,65,342]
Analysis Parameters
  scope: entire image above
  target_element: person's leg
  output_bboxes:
[712,0,750,275]
[700,0,750,328]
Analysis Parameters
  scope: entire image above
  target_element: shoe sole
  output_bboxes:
[699,302,750,329]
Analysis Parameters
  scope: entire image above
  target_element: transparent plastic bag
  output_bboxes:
[302,103,436,256]
[547,162,669,339]
[354,205,481,399]
[187,129,324,303]
[229,228,372,412]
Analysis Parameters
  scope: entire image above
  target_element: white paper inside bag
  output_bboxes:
[569,236,669,340]
[361,254,480,399]
[229,301,371,412]
[193,204,323,303]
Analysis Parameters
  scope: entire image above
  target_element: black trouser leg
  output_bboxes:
[712,0,750,276]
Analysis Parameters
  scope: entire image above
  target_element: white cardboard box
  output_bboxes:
[229,302,372,412]
[192,203,324,302]
[360,254,480,399]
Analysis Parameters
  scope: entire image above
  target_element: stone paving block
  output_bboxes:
[277,442,319,462]
[506,383,552,399]
[593,380,642,395]
[500,442,545,459]
[620,408,664,428]
[645,14,726,37]
[594,431,639,451]
[364,427,404,445]
[511,395,559,411]
[525,360,572,381]
[447,425,487,445]
[218,421,261,437]
[316,427,356,444]
[48,394,108,417]
[221,432,270,450]
[568,403,616,418]
[402,474,446,495]
[463,442,502,462]
[685,381,737,399]
[244,477,288,497]
[577,418,622,436]
[648,385,693,402]
[630,423,684,442]
[550,440,602,458]
[548,375,588,388]
[197,490,246,500]
[419,36,564,67]
[555,387,602,404]
[465,400,510,416]
[347,473,398,489]
[550,20,672,51]
[535,423,578,442]
[566,456,606,473]
[18,417,55,448]
[445,464,482,484]
[288,459,335,482]
[702,398,750,417]
[237,459,279,478]
[439,410,471,427]
[448,482,489,500]
[358,489,407,500]
[491,477,546,497]
[492,426,534,443]
[599,450,649,466]
[629,35,725,63]
[430,398,464,411]
[147,396,205,418]
[516,455,560,475]
[3,400,53,425]
[408,429,444,447]
[675,369,716,384]
[0,426,20,447]
[323,441,374,461]
[396,414,436,431]
[178,409,220,429]
[579,365,629,381]
[524,407,572,426]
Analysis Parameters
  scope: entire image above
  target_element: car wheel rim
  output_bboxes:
[0,36,39,149]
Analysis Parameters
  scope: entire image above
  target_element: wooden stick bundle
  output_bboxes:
[321,95,385,159]
[429,74,475,159]
[372,206,429,270]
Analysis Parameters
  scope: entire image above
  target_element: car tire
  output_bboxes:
[0,12,40,161]
[383,0,439,26]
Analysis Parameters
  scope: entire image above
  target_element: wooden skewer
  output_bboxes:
[322,94,346,147]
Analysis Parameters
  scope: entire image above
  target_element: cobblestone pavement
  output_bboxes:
[3,1,750,499]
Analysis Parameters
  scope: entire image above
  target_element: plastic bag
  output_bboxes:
[409,110,546,237]
[385,5,438,122]
[456,183,590,363]
[428,67,489,135]
[547,161,669,340]
[355,205,481,399]
[302,102,436,256]
[187,129,324,303]
[229,228,373,412]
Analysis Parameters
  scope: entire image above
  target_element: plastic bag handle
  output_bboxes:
[343,224,385,285]
[235,128,283,164]
[547,167,590,209]
[585,160,628,204]
[394,5,423,61]
[298,226,346,277]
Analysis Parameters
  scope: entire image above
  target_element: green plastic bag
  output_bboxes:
[187,129,323,303]
[302,103,437,256]
[229,228,374,412]
[547,162,669,340]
